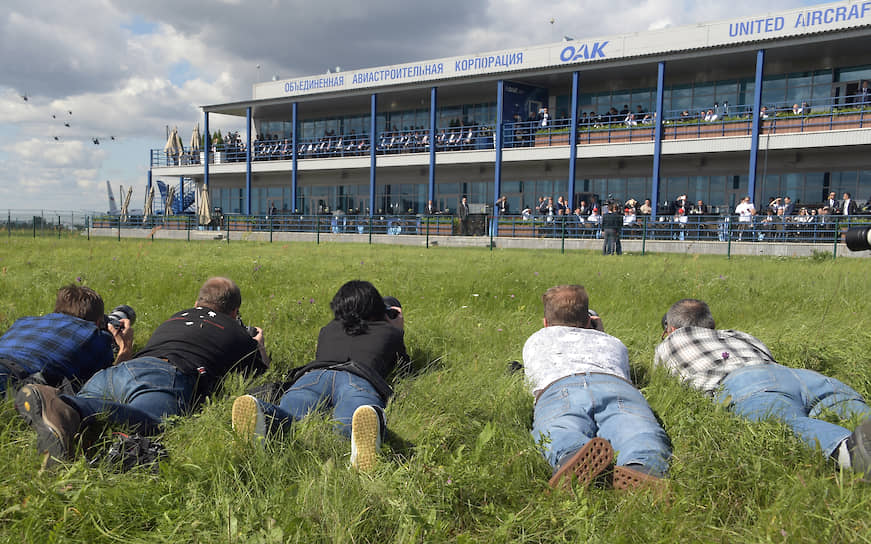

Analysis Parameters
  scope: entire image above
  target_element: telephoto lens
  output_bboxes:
[845,226,871,252]
[107,305,136,330]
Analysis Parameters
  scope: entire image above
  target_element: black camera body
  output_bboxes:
[236,317,258,337]
[104,305,136,331]
[845,226,871,252]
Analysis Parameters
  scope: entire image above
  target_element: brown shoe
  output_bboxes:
[548,437,614,491]
[613,465,666,493]
[15,384,81,466]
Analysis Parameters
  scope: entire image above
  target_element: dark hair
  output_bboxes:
[55,285,104,323]
[542,285,590,328]
[196,277,242,314]
[664,299,716,330]
[330,280,385,336]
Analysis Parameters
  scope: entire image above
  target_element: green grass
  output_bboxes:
[1,238,871,543]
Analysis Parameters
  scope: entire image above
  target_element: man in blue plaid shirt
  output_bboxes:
[0,285,133,394]
[655,298,871,481]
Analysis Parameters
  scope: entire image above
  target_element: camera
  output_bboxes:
[105,305,136,331]
[845,226,871,252]
[236,316,258,337]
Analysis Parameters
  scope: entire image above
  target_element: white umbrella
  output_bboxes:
[142,185,154,224]
[190,124,202,151]
[163,126,184,164]
[120,186,133,223]
[164,186,176,218]
[198,183,212,226]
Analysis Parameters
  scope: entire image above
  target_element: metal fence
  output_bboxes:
[6,211,867,258]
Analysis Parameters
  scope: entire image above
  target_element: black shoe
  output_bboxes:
[15,384,81,467]
[848,419,871,482]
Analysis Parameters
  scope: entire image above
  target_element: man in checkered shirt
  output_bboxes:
[0,285,133,395]
[655,298,871,481]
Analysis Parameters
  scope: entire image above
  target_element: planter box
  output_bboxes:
[766,117,804,134]
[833,112,865,130]
[534,133,570,147]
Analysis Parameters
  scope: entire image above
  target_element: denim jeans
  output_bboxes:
[717,363,871,456]
[257,369,383,439]
[532,373,671,476]
[62,357,197,434]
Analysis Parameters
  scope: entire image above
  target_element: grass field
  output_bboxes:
[1,238,870,543]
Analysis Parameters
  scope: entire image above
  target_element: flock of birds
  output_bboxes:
[20,92,116,145]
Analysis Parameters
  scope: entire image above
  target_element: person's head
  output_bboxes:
[661,299,715,337]
[196,277,242,316]
[461,196,467,203]
[541,285,591,329]
[829,191,837,200]
[742,196,751,203]
[330,280,386,336]
[55,285,104,324]
[844,192,851,200]
[784,196,792,204]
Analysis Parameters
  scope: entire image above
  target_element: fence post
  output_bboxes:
[269,217,273,243]
[426,217,430,248]
[57,215,61,238]
[8,210,11,239]
[316,215,320,244]
[726,220,732,259]
[489,215,494,251]
[560,216,566,254]
[33,216,37,238]
[187,216,191,242]
[87,215,90,241]
[368,216,372,245]
[642,217,647,256]
[117,216,121,242]
[833,219,839,259]
[226,216,230,244]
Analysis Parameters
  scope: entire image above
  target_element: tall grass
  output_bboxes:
[1,238,870,543]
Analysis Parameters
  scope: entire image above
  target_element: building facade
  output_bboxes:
[150,1,871,219]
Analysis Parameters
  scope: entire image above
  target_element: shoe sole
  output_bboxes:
[548,437,614,490]
[351,406,380,471]
[849,419,871,482]
[613,465,666,493]
[231,395,265,443]
[15,385,69,466]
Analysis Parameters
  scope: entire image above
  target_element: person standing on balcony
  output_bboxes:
[841,193,857,216]
[536,107,550,128]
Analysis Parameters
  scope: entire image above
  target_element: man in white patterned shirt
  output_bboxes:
[523,285,671,491]
[655,298,871,481]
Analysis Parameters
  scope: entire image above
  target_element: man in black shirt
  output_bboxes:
[602,204,623,255]
[16,277,268,465]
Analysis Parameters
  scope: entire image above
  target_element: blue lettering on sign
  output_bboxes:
[454,52,524,72]
[794,3,869,28]
[728,16,784,37]
[284,75,344,93]
[559,41,609,62]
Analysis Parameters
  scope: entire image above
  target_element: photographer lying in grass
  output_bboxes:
[656,298,871,481]
[232,280,407,472]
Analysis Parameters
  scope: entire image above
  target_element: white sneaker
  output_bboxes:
[350,405,381,471]
[232,395,266,444]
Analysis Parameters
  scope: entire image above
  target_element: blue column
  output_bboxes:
[651,61,666,222]
[245,106,252,215]
[146,169,152,194]
[203,112,210,188]
[291,102,298,213]
[179,177,184,214]
[369,94,377,216]
[428,87,437,203]
[494,80,504,231]
[749,49,765,205]
[568,72,580,210]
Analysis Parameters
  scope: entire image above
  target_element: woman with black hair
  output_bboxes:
[232,280,407,471]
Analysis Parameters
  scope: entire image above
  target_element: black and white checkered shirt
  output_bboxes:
[653,327,776,395]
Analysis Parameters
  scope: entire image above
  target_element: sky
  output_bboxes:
[0,0,824,213]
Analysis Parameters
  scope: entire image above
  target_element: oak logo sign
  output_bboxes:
[559,42,609,62]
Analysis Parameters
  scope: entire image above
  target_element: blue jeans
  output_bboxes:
[62,357,197,434]
[717,364,871,456]
[257,369,383,439]
[532,373,671,476]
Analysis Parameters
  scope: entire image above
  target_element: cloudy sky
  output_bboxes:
[1,0,821,212]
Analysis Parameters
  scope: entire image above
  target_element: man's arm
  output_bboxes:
[250,327,270,368]
[108,319,134,365]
